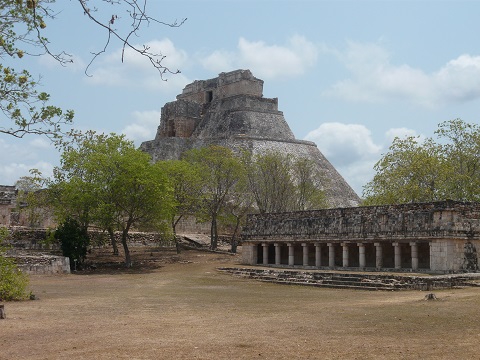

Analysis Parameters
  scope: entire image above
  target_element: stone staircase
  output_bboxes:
[218,267,480,291]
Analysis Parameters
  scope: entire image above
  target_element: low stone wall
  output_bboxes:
[7,228,59,250]
[12,254,70,275]
[5,228,177,250]
[88,231,176,248]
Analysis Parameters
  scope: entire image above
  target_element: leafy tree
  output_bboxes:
[183,146,244,250]
[243,151,328,213]
[0,226,29,301]
[55,217,90,271]
[50,131,174,267]
[244,151,295,213]
[222,178,254,253]
[435,119,480,201]
[363,136,445,205]
[157,159,203,253]
[291,157,328,210]
[363,119,480,205]
[49,131,104,229]
[1,0,73,139]
[1,1,184,139]
[102,143,173,267]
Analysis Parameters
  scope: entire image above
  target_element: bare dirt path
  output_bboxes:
[2,248,480,359]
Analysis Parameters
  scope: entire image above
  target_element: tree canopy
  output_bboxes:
[49,131,174,267]
[363,119,480,205]
[243,150,328,213]
[157,159,203,251]
[1,0,184,139]
[183,146,244,250]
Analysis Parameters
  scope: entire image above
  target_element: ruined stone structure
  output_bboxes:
[0,185,27,228]
[0,186,54,228]
[241,200,480,273]
[0,185,17,226]
[140,70,360,208]
[13,254,70,275]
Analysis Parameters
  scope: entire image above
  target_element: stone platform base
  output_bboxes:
[218,267,480,291]
[12,254,70,275]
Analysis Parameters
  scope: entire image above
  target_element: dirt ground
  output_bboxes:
[2,246,480,360]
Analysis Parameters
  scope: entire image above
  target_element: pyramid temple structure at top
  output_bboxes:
[140,69,360,208]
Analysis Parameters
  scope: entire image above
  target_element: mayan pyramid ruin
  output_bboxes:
[140,69,360,208]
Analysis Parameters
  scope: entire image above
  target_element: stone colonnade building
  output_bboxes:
[241,201,480,273]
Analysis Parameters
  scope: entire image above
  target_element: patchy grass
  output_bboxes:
[2,247,480,359]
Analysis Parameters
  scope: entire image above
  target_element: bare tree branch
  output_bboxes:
[77,0,186,79]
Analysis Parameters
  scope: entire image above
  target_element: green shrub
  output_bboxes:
[55,218,90,271]
[0,227,29,301]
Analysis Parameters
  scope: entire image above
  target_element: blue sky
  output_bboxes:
[2,0,480,196]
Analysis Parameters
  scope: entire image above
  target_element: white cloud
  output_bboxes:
[29,137,53,150]
[0,161,54,185]
[0,137,58,185]
[201,50,236,73]
[305,122,381,166]
[304,122,382,195]
[85,38,191,92]
[324,42,480,107]
[200,35,318,80]
[122,110,161,144]
[385,127,419,143]
[304,123,432,195]
[435,54,480,102]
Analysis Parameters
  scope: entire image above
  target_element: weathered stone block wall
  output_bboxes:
[174,216,211,234]
[6,228,177,250]
[88,231,176,248]
[178,70,263,103]
[215,95,279,113]
[193,110,295,142]
[7,228,59,250]
[157,100,202,138]
[242,201,480,242]
[14,255,70,275]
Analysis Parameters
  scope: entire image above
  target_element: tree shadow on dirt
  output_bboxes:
[73,247,182,275]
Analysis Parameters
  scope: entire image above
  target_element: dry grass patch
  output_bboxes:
[2,247,480,359]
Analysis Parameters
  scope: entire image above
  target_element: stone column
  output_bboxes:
[262,243,269,265]
[242,243,257,265]
[288,243,295,266]
[393,242,401,269]
[342,243,349,267]
[315,243,322,267]
[410,242,418,271]
[274,243,282,265]
[302,243,309,267]
[358,243,366,268]
[328,243,335,268]
[374,242,382,269]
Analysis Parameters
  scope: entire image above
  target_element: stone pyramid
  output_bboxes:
[140,69,360,207]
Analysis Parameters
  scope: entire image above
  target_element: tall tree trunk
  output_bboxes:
[121,229,131,267]
[108,226,119,256]
[172,217,181,254]
[230,216,241,253]
[211,215,218,250]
